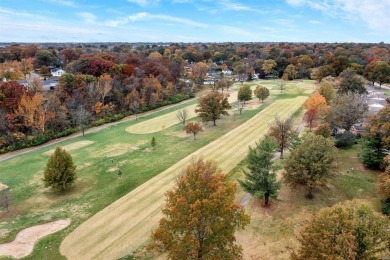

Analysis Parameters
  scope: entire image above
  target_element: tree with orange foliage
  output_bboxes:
[0,61,24,80]
[304,92,328,130]
[184,122,203,140]
[142,75,162,105]
[14,93,50,134]
[97,74,112,107]
[149,159,250,259]
[304,92,327,111]
[190,62,208,87]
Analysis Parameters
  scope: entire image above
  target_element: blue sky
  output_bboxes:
[0,0,389,43]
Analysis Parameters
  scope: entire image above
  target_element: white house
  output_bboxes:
[51,68,65,77]
[222,69,232,75]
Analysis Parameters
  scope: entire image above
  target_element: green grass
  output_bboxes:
[0,79,316,259]
[230,141,387,259]
[0,97,269,259]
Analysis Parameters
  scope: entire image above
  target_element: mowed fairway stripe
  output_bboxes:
[60,96,308,260]
[126,88,242,134]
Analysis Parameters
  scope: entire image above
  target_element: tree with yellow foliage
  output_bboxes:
[149,159,250,259]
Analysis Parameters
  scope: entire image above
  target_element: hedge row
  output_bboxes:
[0,93,195,154]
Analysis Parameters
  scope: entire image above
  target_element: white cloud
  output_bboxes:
[285,0,390,32]
[128,12,208,28]
[127,0,160,7]
[218,0,267,14]
[77,12,97,24]
[0,7,48,20]
[309,20,322,24]
[42,0,78,8]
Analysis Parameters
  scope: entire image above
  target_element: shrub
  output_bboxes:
[381,197,390,215]
[335,131,356,148]
[314,123,331,138]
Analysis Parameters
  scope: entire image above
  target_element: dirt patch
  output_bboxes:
[92,143,141,158]
[244,100,262,110]
[42,141,94,156]
[0,219,70,259]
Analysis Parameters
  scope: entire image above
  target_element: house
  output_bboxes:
[42,77,59,90]
[222,69,232,75]
[51,68,65,77]
[16,73,59,91]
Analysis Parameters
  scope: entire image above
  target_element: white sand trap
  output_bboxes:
[42,141,94,156]
[0,219,70,259]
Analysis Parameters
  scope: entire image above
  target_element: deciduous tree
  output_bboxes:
[292,203,390,260]
[254,85,270,103]
[332,92,367,131]
[262,59,277,77]
[97,74,112,107]
[314,123,331,138]
[269,115,294,159]
[72,105,91,137]
[191,62,208,87]
[284,64,297,80]
[195,92,231,126]
[43,146,76,191]
[216,78,233,93]
[283,133,337,198]
[184,122,203,140]
[304,92,327,111]
[237,84,252,104]
[317,80,335,104]
[339,68,367,94]
[239,135,280,206]
[34,50,57,68]
[365,102,390,150]
[176,108,189,125]
[149,159,250,259]
[379,155,390,198]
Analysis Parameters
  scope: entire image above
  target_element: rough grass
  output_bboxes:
[125,83,266,134]
[233,142,387,260]
[60,96,309,260]
[42,141,94,156]
[0,79,315,259]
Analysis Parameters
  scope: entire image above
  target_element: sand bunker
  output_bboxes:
[42,141,94,156]
[0,219,70,259]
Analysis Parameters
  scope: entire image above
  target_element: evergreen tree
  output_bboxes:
[151,136,156,149]
[360,136,386,169]
[43,146,76,191]
[239,136,281,206]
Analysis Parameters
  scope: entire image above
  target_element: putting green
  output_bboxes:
[60,96,308,260]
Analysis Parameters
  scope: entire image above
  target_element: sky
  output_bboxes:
[0,0,389,43]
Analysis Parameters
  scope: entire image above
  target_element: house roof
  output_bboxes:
[51,68,64,73]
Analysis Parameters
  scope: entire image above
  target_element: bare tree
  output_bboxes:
[280,81,285,93]
[269,115,294,159]
[0,185,10,212]
[176,109,189,125]
[332,92,368,131]
[73,105,91,136]
[234,101,245,115]
[130,100,140,120]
